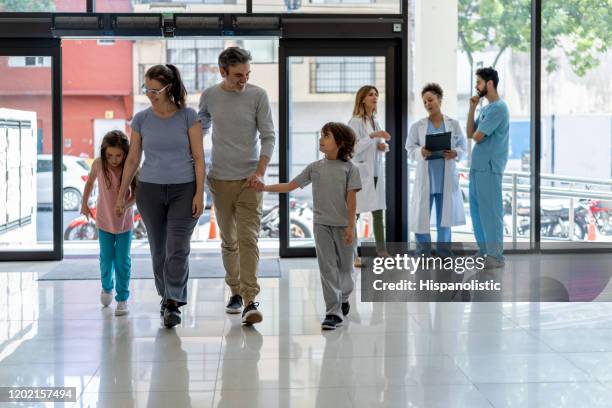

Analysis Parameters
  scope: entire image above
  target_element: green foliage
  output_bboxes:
[459,0,612,77]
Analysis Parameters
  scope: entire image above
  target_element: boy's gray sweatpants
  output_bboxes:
[313,223,356,319]
[136,181,198,307]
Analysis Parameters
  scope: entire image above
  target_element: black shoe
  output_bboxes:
[160,299,166,317]
[241,302,263,325]
[225,294,243,314]
[163,304,181,328]
[341,302,350,316]
[321,314,343,330]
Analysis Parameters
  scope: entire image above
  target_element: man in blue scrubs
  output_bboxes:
[466,67,510,269]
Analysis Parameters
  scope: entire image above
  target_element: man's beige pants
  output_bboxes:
[208,177,263,305]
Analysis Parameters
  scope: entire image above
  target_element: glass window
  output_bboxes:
[0,55,55,252]
[129,0,245,13]
[8,57,52,68]
[312,57,378,94]
[61,38,280,256]
[253,0,399,14]
[37,160,52,173]
[408,0,532,250]
[0,0,85,11]
[238,39,278,64]
[541,0,612,247]
[165,39,224,94]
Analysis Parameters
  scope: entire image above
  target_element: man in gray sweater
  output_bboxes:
[199,47,276,325]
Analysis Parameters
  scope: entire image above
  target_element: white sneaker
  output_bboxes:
[100,290,112,307]
[483,256,505,269]
[115,301,129,316]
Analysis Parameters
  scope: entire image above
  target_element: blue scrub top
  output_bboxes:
[472,99,510,174]
[427,120,446,194]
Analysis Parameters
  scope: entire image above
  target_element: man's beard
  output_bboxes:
[477,87,488,98]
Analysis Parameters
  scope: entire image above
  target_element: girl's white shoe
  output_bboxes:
[115,301,129,316]
[100,290,112,307]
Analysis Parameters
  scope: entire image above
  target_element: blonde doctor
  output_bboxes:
[405,83,466,256]
[348,85,390,264]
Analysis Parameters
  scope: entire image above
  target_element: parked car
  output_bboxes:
[37,154,90,211]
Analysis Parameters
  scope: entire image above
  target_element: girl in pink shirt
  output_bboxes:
[81,130,136,316]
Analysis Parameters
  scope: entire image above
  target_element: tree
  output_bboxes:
[0,0,55,12]
[458,0,612,77]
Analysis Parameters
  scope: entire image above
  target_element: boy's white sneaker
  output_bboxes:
[100,290,112,307]
[115,301,129,316]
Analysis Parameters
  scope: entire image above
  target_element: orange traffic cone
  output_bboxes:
[208,206,218,240]
[362,214,370,238]
[587,215,597,241]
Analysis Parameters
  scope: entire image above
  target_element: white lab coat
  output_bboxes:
[405,115,467,234]
[348,116,387,214]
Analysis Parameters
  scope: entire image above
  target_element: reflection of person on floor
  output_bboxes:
[82,131,136,316]
[348,85,391,265]
[217,324,263,408]
[97,317,134,406]
[405,83,467,257]
[316,329,352,406]
[148,329,191,408]
[466,67,509,269]
[199,47,276,326]
[256,122,361,330]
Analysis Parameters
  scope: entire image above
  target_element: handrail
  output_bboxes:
[407,162,612,242]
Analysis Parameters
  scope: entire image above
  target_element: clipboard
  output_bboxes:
[425,131,451,160]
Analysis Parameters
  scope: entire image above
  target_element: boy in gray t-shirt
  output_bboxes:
[256,122,361,330]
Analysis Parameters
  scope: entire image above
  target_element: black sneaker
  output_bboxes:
[226,294,243,314]
[160,299,166,317]
[163,304,181,328]
[341,302,350,316]
[241,302,263,325]
[321,315,343,330]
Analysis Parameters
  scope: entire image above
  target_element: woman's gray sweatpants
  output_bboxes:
[136,181,198,307]
[313,224,356,319]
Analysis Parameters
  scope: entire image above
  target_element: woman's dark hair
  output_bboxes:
[421,83,444,99]
[321,122,356,162]
[218,47,252,72]
[100,130,137,194]
[145,64,187,109]
[476,67,499,89]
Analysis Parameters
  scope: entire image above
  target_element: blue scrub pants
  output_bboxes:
[415,193,452,256]
[99,229,132,302]
[469,170,504,260]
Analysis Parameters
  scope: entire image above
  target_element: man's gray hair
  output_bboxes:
[218,47,252,71]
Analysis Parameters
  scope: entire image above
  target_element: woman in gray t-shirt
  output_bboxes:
[116,64,205,328]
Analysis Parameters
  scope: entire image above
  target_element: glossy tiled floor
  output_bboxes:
[1,254,612,407]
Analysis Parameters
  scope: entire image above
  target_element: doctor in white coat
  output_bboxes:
[405,83,466,256]
[348,85,390,263]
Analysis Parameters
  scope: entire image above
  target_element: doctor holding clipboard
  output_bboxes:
[405,83,467,256]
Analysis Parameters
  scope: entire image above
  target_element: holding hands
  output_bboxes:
[115,197,126,217]
[247,172,265,191]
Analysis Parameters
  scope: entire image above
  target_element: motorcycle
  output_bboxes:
[586,199,612,236]
[64,205,147,240]
[259,199,313,239]
[511,197,588,240]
